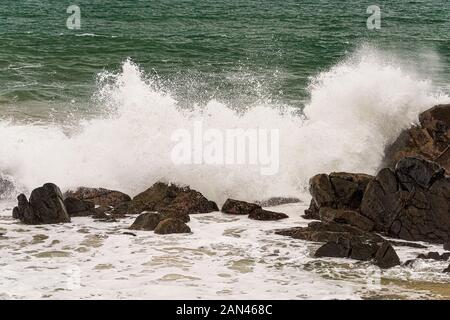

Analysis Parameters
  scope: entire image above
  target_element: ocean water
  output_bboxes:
[1,1,450,299]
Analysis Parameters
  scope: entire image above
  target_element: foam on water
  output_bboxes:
[0,47,448,204]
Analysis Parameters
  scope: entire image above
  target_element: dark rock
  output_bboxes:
[129,212,162,231]
[302,199,320,220]
[248,208,288,221]
[304,172,373,220]
[128,182,218,216]
[417,252,450,261]
[275,221,383,244]
[159,208,190,223]
[256,197,300,207]
[64,187,131,207]
[12,183,70,225]
[444,264,450,273]
[221,199,261,215]
[314,237,379,261]
[123,232,137,237]
[64,197,95,217]
[154,218,191,234]
[445,242,450,251]
[360,157,450,243]
[319,207,375,232]
[314,238,351,258]
[383,104,450,173]
[374,242,401,269]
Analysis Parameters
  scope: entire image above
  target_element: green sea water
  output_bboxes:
[0,0,449,118]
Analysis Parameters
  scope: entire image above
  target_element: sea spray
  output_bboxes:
[0,48,448,204]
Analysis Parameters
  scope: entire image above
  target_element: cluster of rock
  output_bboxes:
[383,104,449,174]
[221,199,288,220]
[9,104,450,271]
[278,156,449,269]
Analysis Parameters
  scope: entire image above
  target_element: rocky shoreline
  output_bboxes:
[8,104,450,274]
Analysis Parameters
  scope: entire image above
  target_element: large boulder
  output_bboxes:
[318,207,375,232]
[64,197,95,217]
[374,242,401,269]
[154,218,191,235]
[221,199,261,215]
[12,183,71,224]
[64,187,131,207]
[222,199,288,220]
[129,212,162,231]
[383,104,450,173]
[314,237,380,261]
[360,157,450,243]
[304,172,373,219]
[275,221,383,244]
[248,209,288,221]
[128,182,218,216]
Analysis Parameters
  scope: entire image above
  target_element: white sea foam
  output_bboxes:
[0,47,448,204]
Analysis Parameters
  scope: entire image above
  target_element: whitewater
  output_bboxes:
[1,47,450,299]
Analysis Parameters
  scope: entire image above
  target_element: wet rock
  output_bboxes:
[360,157,450,243]
[383,104,450,173]
[275,221,383,243]
[248,208,288,221]
[221,199,261,215]
[417,252,450,261]
[256,197,300,207]
[128,182,218,216]
[319,207,375,232]
[12,183,71,225]
[445,242,450,251]
[64,187,131,207]
[154,218,191,235]
[64,197,95,217]
[314,237,379,261]
[374,242,401,269]
[129,212,162,231]
[304,172,373,220]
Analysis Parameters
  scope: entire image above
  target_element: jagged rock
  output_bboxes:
[275,221,383,243]
[444,264,450,273]
[319,207,375,232]
[12,183,71,225]
[374,242,401,269]
[128,182,218,216]
[154,218,191,234]
[314,237,379,261]
[383,104,450,173]
[304,172,373,219]
[129,212,162,231]
[248,208,288,221]
[159,208,190,223]
[221,199,261,215]
[64,197,95,217]
[256,197,300,207]
[417,252,450,261]
[360,157,450,243]
[64,187,131,207]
